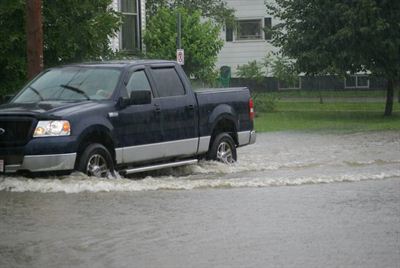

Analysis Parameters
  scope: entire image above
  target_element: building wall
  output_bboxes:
[110,0,120,51]
[140,0,146,52]
[216,0,279,77]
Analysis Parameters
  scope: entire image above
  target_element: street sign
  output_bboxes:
[176,49,184,65]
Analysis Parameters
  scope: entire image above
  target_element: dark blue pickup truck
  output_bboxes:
[0,60,256,177]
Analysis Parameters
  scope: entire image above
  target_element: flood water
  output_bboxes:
[1,131,399,267]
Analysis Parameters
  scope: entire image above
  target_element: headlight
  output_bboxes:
[33,120,71,137]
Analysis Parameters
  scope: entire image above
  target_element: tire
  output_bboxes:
[77,143,114,178]
[207,133,237,164]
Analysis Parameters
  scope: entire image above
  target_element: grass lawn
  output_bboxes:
[254,94,400,132]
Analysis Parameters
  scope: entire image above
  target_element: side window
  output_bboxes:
[126,70,152,96]
[151,68,185,97]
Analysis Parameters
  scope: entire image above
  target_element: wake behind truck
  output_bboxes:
[0,60,256,177]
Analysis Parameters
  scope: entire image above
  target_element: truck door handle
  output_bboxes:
[186,105,194,110]
[154,104,161,113]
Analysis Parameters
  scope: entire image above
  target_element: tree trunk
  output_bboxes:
[26,0,44,80]
[397,80,400,103]
[384,78,394,116]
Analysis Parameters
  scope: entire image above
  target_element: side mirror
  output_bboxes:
[129,90,152,105]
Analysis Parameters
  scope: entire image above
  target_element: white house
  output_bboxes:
[216,0,279,77]
[110,0,275,72]
[110,0,146,53]
[109,0,274,76]
[107,0,379,90]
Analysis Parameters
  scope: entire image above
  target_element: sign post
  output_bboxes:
[176,12,184,65]
[176,49,184,65]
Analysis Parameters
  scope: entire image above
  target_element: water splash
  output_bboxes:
[1,132,399,194]
[1,168,399,194]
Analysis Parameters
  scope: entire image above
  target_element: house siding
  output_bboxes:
[216,0,279,77]
[110,0,120,51]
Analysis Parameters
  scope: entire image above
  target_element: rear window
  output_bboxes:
[151,68,185,97]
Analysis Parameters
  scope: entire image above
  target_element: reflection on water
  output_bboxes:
[1,131,399,193]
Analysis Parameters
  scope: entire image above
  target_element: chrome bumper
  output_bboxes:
[249,130,256,145]
[238,130,257,146]
[4,153,77,173]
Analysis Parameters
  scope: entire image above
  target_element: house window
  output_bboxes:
[120,0,139,52]
[226,25,233,42]
[226,18,272,42]
[278,77,302,90]
[345,75,370,89]
[236,19,263,40]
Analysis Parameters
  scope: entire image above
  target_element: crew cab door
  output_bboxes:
[112,67,163,163]
[148,65,198,157]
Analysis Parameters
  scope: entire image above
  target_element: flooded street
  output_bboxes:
[1,131,399,267]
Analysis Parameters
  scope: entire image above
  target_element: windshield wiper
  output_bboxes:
[60,84,90,100]
[28,86,44,101]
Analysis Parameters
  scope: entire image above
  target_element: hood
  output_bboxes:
[0,101,102,119]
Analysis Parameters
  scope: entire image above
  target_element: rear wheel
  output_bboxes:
[207,133,237,164]
[77,143,114,178]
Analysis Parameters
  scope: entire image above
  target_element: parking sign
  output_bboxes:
[176,49,184,65]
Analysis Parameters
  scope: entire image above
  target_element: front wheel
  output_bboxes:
[207,133,237,164]
[77,143,114,178]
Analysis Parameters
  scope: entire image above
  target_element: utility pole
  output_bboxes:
[176,12,182,49]
[26,0,44,79]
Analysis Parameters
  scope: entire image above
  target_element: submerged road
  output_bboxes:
[1,131,399,267]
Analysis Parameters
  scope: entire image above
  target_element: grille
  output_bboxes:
[0,117,35,146]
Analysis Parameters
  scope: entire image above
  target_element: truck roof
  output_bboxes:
[65,60,176,69]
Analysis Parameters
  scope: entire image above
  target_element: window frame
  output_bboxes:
[278,77,302,90]
[125,68,154,98]
[344,75,370,89]
[236,19,264,41]
[150,66,187,98]
[119,0,140,53]
[226,17,272,42]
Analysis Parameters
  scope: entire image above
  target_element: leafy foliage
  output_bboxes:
[236,60,264,84]
[267,0,400,115]
[146,0,235,26]
[0,0,121,95]
[144,7,223,82]
[254,94,279,113]
[265,54,299,89]
[43,0,121,67]
[236,60,281,112]
[0,0,27,96]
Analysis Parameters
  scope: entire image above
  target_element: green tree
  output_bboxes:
[236,60,265,85]
[236,60,283,113]
[146,0,235,25]
[0,0,120,96]
[236,60,263,99]
[43,0,121,66]
[264,54,299,89]
[144,7,223,82]
[267,0,400,115]
[0,0,26,96]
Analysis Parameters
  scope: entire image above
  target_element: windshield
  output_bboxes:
[12,67,121,103]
